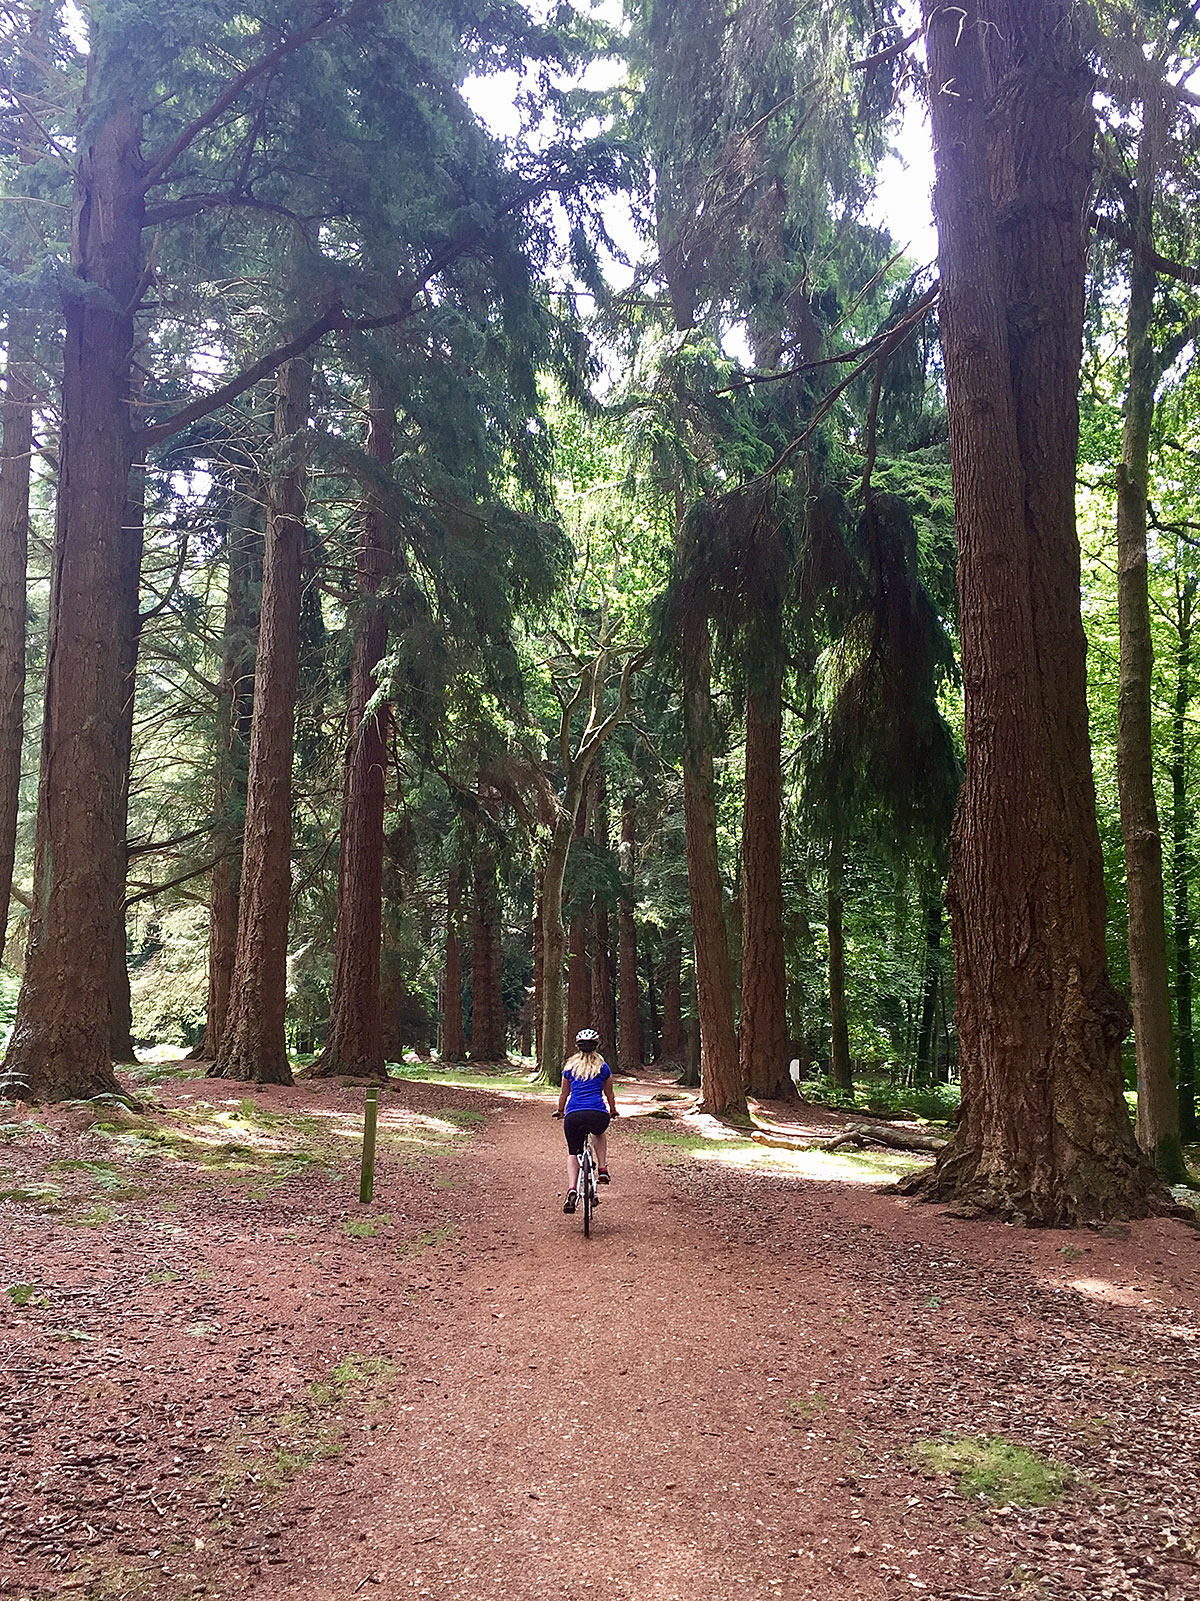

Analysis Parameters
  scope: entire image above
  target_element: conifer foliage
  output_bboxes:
[0,0,1197,1221]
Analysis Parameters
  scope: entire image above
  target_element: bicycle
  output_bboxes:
[553,1113,602,1237]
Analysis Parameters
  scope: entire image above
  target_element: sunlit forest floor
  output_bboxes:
[2,1063,1199,1600]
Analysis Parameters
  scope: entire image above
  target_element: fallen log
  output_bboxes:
[751,1123,947,1155]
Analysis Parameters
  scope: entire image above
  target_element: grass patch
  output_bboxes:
[5,1282,39,1307]
[787,1392,828,1420]
[144,1269,179,1286]
[386,1062,552,1096]
[216,1352,396,1497]
[69,1203,116,1227]
[628,1121,924,1184]
[0,1181,62,1207]
[341,1213,390,1239]
[436,1106,487,1129]
[799,1073,959,1125]
[910,1434,1074,1506]
[397,1222,457,1257]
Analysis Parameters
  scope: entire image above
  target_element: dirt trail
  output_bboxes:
[246,1093,1200,1601]
[267,1098,927,1601]
[4,1073,1199,1601]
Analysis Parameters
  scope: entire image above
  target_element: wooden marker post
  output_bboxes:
[359,1085,379,1204]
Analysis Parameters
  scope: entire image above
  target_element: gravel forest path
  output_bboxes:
[3,1071,1200,1601]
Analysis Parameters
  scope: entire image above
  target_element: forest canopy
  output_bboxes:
[1,0,1199,1225]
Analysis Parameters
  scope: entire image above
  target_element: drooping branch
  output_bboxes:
[139,1,355,193]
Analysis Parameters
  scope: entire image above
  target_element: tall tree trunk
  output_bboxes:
[914,896,942,1088]
[740,642,790,1097]
[539,801,581,1087]
[618,793,642,1073]
[827,826,853,1095]
[2,99,145,1102]
[1115,95,1185,1181]
[682,610,743,1115]
[191,486,260,1060]
[591,770,617,1058]
[315,388,393,1080]
[660,930,685,1063]
[912,0,1165,1222]
[469,820,503,1062]
[1172,576,1197,1143]
[211,356,313,1085]
[442,864,466,1062]
[0,311,32,960]
[567,779,591,1044]
[643,937,659,1062]
[109,463,145,1061]
[533,885,544,1066]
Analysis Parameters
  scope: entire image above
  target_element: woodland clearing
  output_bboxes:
[2,1064,1198,1601]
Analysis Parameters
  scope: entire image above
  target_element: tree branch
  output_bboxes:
[140,3,352,193]
[1092,211,1200,287]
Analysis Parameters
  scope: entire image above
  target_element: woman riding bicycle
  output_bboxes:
[556,1027,617,1213]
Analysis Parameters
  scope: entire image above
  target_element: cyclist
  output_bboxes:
[556,1027,617,1213]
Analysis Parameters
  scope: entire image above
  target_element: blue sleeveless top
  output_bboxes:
[563,1061,611,1115]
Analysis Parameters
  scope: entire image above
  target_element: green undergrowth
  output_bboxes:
[215,1353,396,1498]
[386,1061,553,1096]
[799,1073,960,1125]
[628,1120,925,1184]
[397,1222,458,1256]
[911,1434,1074,1506]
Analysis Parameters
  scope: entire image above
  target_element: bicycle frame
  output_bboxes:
[577,1135,599,1237]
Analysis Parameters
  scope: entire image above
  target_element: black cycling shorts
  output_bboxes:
[563,1108,610,1155]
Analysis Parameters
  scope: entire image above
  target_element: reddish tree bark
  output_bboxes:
[591,772,617,1059]
[681,610,743,1115]
[191,489,260,1060]
[0,311,32,962]
[469,823,503,1062]
[911,0,1167,1222]
[2,98,144,1101]
[1113,88,1185,1181]
[739,645,790,1098]
[567,776,592,1043]
[442,864,467,1061]
[826,827,853,1094]
[315,389,393,1079]
[660,929,685,1063]
[617,793,642,1073]
[211,356,313,1085]
[109,464,146,1061]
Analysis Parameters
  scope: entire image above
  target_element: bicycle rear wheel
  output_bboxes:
[582,1149,593,1237]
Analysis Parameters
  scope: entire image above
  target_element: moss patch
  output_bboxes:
[911,1433,1074,1506]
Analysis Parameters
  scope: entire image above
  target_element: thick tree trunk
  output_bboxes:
[533,887,544,1066]
[2,99,145,1102]
[109,465,146,1061]
[1115,101,1185,1181]
[314,390,393,1080]
[539,803,580,1087]
[643,938,659,1062]
[211,357,313,1085]
[617,793,642,1073]
[914,896,942,1088]
[442,864,467,1062]
[911,0,1166,1222]
[660,930,685,1063]
[591,771,617,1057]
[469,824,503,1062]
[0,311,32,960]
[740,646,790,1097]
[1172,578,1197,1143]
[567,786,591,1044]
[827,827,853,1095]
[191,489,260,1060]
[681,610,743,1115]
